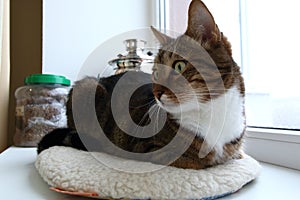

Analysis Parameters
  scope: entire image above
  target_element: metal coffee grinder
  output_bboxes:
[108,39,154,74]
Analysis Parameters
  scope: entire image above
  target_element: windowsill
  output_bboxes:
[222,161,300,200]
[245,127,300,170]
[0,146,300,199]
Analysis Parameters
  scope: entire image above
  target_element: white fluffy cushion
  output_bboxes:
[35,146,261,199]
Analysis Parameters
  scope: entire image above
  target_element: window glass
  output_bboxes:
[242,0,300,130]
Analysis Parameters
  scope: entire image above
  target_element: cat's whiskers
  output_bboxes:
[146,104,159,133]
[155,105,162,134]
[129,98,156,109]
[139,104,157,126]
[172,90,229,103]
[128,104,157,147]
[132,104,159,139]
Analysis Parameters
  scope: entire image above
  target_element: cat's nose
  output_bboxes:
[155,90,164,100]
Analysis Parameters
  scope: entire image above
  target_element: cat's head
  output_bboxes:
[151,0,237,114]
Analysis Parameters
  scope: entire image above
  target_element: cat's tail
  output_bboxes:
[37,128,87,154]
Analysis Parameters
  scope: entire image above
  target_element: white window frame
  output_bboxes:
[159,0,300,171]
[155,0,168,32]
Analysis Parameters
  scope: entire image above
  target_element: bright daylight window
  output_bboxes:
[164,0,300,131]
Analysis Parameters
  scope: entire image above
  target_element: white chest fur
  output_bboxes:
[161,85,245,156]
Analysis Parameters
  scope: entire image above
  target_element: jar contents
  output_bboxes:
[14,74,70,147]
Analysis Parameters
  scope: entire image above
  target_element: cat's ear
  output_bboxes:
[185,0,221,42]
[151,26,173,45]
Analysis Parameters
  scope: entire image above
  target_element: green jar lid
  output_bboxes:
[25,74,71,86]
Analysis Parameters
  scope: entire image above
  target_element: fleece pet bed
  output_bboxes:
[35,146,261,200]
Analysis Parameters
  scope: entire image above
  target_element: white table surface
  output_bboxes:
[1,146,300,200]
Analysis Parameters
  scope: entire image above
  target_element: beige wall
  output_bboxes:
[5,0,42,149]
[0,0,10,152]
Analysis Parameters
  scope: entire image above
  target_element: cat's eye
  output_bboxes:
[173,61,187,73]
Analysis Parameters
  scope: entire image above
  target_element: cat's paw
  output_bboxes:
[233,150,244,160]
[37,128,78,154]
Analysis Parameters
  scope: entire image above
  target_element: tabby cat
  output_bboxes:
[38,0,245,170]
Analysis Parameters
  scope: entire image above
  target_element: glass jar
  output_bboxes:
[14,74,71,147]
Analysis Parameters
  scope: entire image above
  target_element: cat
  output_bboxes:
[38,0,245,170]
